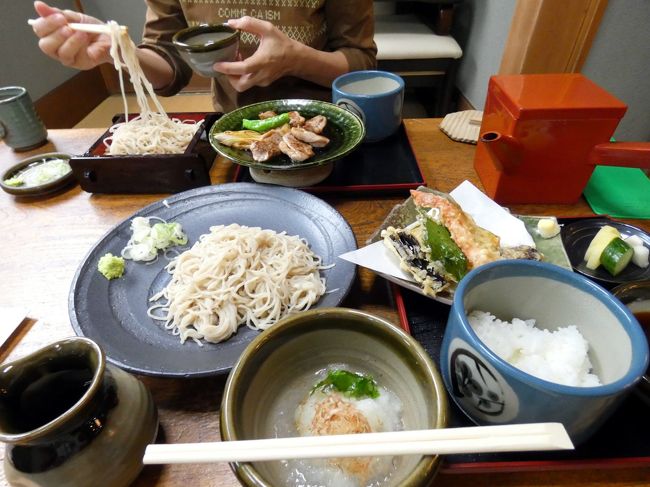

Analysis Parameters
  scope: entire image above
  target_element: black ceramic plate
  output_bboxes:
[0,152,75,196]
[69,183,357,378]
[562,218,650,287]
[209,99,364,170]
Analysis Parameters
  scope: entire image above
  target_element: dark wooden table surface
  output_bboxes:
[1,119,648,487]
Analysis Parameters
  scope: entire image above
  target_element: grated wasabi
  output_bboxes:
[98,253,125,280]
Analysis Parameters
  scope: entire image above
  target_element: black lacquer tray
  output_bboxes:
[233,123,425,194]
[391,215,650,473]
[394,284,650,473]
[69,112,220,194]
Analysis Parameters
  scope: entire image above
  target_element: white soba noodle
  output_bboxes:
[148,224,328,344]
[104,21,198,155]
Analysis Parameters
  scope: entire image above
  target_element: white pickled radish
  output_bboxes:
[624,235,644,247]
[631,244,649,268]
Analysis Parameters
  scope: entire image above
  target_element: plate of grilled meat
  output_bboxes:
[209,99,365,171]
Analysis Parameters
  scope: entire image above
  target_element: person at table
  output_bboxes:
[30,0,377,113]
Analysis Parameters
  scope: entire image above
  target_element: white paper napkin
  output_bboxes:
[340,181,535,282]
[339,241,413,281]
[450,180,535,248]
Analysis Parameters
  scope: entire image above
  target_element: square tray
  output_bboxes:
[390,214,650,473]
[233,123,425,194]
[69,112,220,194]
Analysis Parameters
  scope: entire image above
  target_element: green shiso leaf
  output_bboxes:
[311,369,380,399]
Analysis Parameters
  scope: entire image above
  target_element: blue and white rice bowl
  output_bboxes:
[440,260,649,445]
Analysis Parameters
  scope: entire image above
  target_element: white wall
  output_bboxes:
[0,1,147,101]
[581,0,650,141]
[452,0,516,110]
[83,0,147,43]
[453,0,650,142]
[1,0,79,100]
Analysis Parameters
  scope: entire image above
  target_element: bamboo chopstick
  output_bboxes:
[27,19,127,34]
[143,423,573,465]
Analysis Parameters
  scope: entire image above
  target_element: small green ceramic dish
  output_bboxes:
[0,152,75,197]
[209,99,365,170]
[221,307,448,487]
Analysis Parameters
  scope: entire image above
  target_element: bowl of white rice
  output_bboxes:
[440,260,649,445]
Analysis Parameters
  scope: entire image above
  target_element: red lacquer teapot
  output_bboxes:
[474,74,650,204]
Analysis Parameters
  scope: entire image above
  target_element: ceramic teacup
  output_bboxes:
[332,70,405,143]
[173,24,240,77]
[0,86,48,151]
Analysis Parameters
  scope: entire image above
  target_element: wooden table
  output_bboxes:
[1,119,648,487]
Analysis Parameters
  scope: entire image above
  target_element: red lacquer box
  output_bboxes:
[474,74,650,204]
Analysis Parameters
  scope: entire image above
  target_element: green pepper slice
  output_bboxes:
[242,112,290,132]
[425,218,468,281]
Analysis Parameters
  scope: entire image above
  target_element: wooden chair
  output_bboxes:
[374,0,463,116]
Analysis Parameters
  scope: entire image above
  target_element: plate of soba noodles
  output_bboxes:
[209,99,365,171]
[68,183,357,377]
[68,21,219,194]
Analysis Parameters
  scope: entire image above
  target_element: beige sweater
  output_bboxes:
[140,0,377,112]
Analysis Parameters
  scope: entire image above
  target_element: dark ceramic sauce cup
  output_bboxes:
[173,24,240,77]
[0,337,158,487]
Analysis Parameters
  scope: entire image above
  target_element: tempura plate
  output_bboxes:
[368,188,573,305]
[69,183,357,378]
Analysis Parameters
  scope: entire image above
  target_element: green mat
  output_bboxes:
[584,166,650,219]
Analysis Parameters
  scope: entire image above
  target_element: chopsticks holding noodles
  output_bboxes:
[143,423,573,465]
[27,19,127,35]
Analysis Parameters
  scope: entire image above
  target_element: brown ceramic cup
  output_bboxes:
[0,337,158,487]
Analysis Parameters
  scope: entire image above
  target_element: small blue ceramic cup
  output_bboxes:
[332,70,404,143]
[440,260,649,445]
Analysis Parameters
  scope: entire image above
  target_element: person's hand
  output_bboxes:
[213,16,299,92]
[31,1,112,70]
